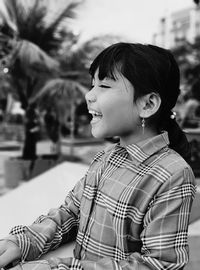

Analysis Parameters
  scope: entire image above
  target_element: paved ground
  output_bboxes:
[0,139,200,270]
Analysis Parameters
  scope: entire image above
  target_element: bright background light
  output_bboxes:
[74,0,193,43]
[3,67,9,73]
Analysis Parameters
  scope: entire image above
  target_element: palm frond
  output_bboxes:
[31,78,88,126]
[0,5,17,38]
[3,0,28,31]
[32,78,87,104]
[40,1,81,51]
[19,0,47,41]
[17,40,59,74]
[0,16,18,70]
[1,0,82,54]
[47,1,79,30]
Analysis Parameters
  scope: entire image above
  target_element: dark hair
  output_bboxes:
[89,42,191,162]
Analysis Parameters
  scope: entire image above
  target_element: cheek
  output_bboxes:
[103,97,137,124]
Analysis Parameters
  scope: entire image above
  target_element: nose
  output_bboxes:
[85,88,96,104]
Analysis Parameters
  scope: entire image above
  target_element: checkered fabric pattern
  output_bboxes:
[9,132,196,270]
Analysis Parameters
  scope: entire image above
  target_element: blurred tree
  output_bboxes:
[172,40,200,88]
[0,0,83,159]
[172,38,200,132]
[33,78,87,156]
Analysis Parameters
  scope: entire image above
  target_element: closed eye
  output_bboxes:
[100,85,110,88]
[89,84,110,90]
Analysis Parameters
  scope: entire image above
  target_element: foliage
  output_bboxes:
[0,0,83,159]
[0,0,82,109]
[32,78,88,154]
[172,39,200,88]
[33,78,87,123]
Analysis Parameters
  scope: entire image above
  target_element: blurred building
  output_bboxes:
[153,5,200,49]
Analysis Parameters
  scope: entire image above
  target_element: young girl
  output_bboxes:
[0,43,196,270]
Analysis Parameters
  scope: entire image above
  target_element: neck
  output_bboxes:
[120,128,159,146]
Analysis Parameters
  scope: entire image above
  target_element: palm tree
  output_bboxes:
[32,78,88,156]
[0,0,82,159]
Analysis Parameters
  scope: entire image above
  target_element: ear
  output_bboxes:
[136,92,161,118]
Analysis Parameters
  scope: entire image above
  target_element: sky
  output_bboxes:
[0,0,195,44]
[73,0,194,44]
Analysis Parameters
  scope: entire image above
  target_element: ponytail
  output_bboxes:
[161,117,191,162]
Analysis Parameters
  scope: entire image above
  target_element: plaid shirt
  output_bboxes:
[10,132,196,270]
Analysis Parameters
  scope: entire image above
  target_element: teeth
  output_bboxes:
[89,110,102,116]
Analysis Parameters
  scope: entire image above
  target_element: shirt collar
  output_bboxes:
[124,132,169,165]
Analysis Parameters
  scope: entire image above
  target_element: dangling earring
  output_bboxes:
[141,118,145,134]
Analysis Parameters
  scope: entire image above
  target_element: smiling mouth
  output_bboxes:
[89,110,103,123]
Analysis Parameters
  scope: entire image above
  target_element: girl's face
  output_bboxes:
[85,69,143,145]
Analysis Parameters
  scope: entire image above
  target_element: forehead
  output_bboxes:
[93,68,123,82]
[93,68,134,94]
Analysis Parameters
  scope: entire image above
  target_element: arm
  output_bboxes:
[8,174,87,261]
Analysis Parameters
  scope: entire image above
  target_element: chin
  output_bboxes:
[91,129,107,139]
[91,132,104,139]
[91,125,115,139]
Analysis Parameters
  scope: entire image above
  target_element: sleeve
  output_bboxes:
[8,174,87,262]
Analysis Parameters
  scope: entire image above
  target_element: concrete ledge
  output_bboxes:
[0,141,21,151]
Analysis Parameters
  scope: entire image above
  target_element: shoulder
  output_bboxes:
[155,147,196,187]
[160,148,192,171]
